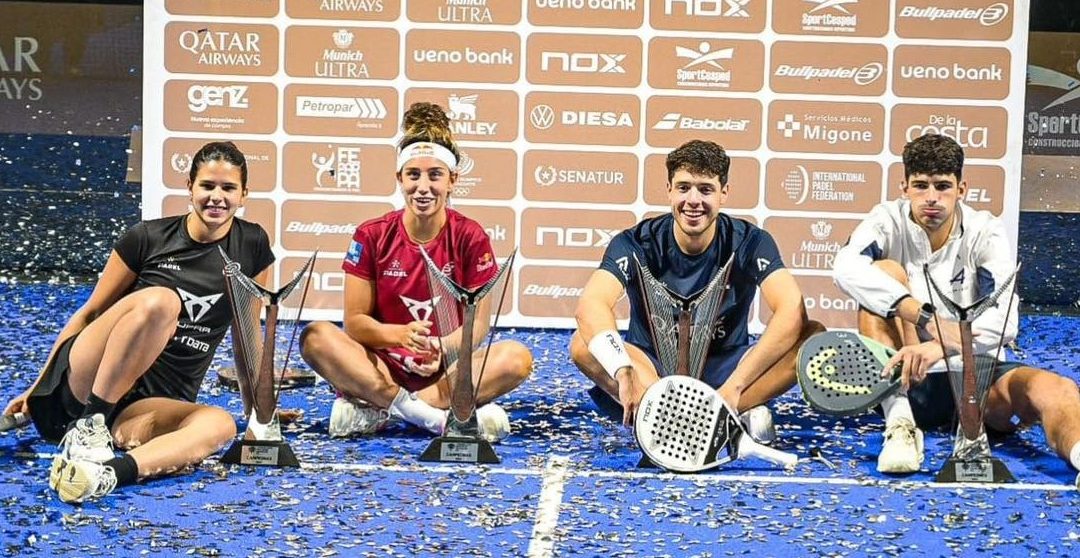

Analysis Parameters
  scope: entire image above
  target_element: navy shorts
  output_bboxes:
[903,355,1026,430]
[587,344,752,421]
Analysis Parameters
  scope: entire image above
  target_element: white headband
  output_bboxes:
[397,141,458,172]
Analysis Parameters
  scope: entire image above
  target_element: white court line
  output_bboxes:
[526,456,570,558]
[17,451,1077,492]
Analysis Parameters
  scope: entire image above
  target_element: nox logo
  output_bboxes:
[400,295,442,322]
[540,51,626,74]
[536,226,618,247]
[665,0,751,17]
[187,85,249,113]
[176,288,222,323]
[653,112,749,131]
[530,104,556,130]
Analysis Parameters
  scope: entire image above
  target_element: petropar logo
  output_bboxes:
[898,3,1009,26]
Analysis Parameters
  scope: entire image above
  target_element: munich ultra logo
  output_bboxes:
[283,26,400,80]
[407,0,521,24]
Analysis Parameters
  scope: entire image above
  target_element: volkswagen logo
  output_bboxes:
[530,104,555,130]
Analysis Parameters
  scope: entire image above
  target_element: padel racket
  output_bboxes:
[0,412,30,433]
[796,330,901,416]
[634,376,797,472]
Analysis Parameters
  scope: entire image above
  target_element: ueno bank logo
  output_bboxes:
[187,84,248,112]
[664,0,751,17]
[898,2,1008,26]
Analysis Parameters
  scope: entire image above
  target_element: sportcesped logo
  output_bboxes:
[676,42,732,87]
[898,3,1008,26]
[802,0,859,31]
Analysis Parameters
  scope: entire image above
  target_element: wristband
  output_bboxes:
[587,329,632,379]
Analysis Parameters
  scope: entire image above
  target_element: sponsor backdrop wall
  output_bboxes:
[142,0,1029,330]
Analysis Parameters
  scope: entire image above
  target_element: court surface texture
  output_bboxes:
[1,282,1078,557]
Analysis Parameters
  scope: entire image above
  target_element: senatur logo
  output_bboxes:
[530,104,555,130]
[533,165,626,187]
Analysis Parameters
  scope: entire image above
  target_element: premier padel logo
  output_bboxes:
[177,288,222,323]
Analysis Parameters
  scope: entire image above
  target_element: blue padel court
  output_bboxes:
[1,283,1078,557]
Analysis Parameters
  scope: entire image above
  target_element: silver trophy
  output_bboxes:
[219,247,317,468]
[634,252,734,379]
[925,263,1020,483]
[418,247,516,464]
[632,253,733,468]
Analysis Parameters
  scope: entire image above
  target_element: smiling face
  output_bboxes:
[903,172,966,234]
[667,169,727,243]
[187,159,247,237]
[397,156,455,219]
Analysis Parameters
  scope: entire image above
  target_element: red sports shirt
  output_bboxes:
[342,209,497,390]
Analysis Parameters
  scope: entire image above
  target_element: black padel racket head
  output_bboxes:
[796,330,901,416]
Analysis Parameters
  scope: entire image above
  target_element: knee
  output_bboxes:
[568,331,590,366]
[300,321,336,360]
[1030,372,1080,408]
[200,406,238,449]
[872,260,910,285]
[137,286,182,325]
[505,342,534,381]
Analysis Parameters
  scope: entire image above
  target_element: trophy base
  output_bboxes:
[934,456,1015,483]
[221,439,300,468]
[419,435,500,464]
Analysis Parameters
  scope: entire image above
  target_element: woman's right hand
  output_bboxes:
[397,320,433,352]
[3,389,31,418]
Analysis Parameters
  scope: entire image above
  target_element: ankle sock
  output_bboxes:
[104,454,138,487]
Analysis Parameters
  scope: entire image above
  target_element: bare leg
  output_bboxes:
[300,321,400,408]
[67,287,180,402]
[415,340,534,408]
[736,320,826,412]
[112,398,236,479]
[985,367,1080,461]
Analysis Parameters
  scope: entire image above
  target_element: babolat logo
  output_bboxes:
[522,283,584,299]
[541,51,626,74]
[775,64,883,86]
[284,221,356,235]
[898,3,1009,26]
[187,84,249,112]
[653,112,750,131]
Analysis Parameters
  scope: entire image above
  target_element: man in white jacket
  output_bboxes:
[833,134,1080,484]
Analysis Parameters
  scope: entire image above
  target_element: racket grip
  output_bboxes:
[738,436,798,468]
[0,412,30,432]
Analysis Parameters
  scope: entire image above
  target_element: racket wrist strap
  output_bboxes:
[588,329,632,380]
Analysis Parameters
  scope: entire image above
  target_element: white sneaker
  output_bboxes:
[877,418,925,474]
[739,405,776,445]
[54,459,118,504]
[475,403,511,443]
[50,414,115,490]
[328,396,389,438]
[1074,471,1079,491]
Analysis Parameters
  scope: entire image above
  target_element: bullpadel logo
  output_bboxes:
[280,200,391,252]
[895,0,1012,40]
[770,41,887,96]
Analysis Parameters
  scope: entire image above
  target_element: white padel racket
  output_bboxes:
[634,376,797,472]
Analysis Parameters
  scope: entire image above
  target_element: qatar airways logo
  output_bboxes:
[177,29,262,66]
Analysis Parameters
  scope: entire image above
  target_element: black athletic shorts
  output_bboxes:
[904,355,1026,430]
[27,333,147,443]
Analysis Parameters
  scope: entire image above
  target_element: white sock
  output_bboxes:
[1069,441,1080,471]
[880,393,916,427]
[388,388,446,434]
